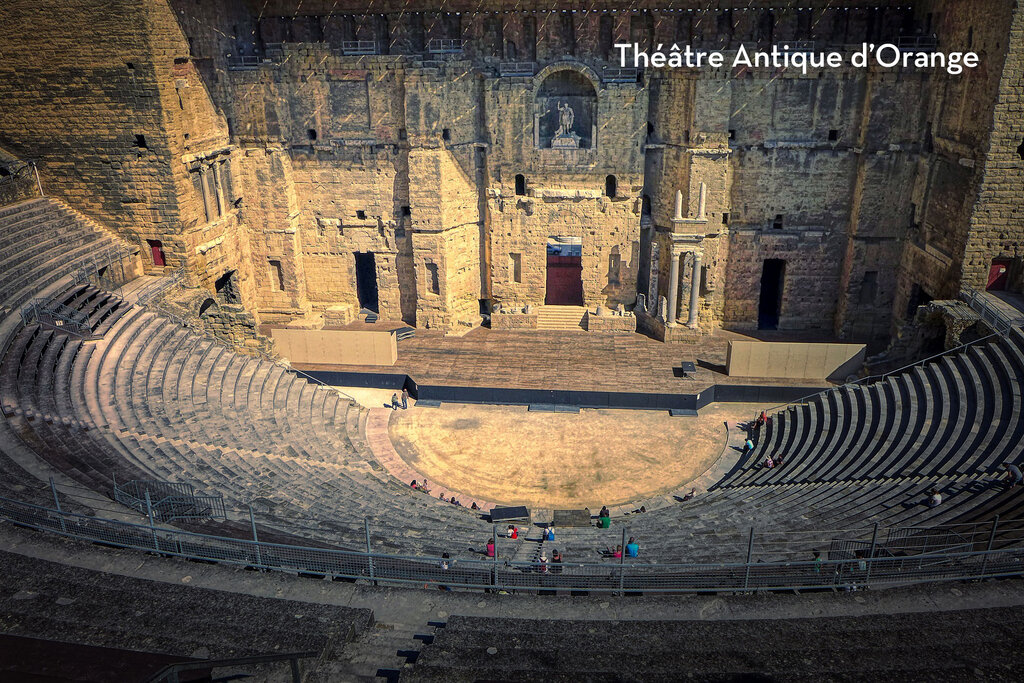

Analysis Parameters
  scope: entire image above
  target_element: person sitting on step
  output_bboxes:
[625,537,640,558]
[543,525,555,542]
[410,479,419,490]
[486,538,496,558]
[507,524,518,539]
[681,487,696,501]
[927,488,942,507]
[551,549,563,573]
[1002,463,1023,488]
[763,455,775,469]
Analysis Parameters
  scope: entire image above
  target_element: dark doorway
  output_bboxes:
[758,259,785,330]
[906,283,933,318]
[214,270,240,304]
[354,252,379,313]
[545,238,584,306]
[988,258,1012,291]
[147,239,165,267]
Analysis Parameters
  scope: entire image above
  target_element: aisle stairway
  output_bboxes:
[535,305,586,331]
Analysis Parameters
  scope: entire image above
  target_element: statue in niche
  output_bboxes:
[550,101,581,149]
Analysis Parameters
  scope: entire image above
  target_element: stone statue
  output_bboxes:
[550,101,580,149]
[555,101,575,137]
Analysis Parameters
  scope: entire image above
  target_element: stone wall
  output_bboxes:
[1,0,1021,348]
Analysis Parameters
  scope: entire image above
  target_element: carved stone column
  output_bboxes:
[198,166,213,223]
[211,161,227,217]
[666,248,680,327]
[688,251,702,328]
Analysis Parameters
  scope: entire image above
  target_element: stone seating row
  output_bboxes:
[0,282,494,555]
[0,198,127,314]
[404,610,1024,681]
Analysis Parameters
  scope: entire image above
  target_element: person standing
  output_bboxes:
[401,388,409,409]
[390,393,401,410]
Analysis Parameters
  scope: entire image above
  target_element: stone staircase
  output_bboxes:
[535,305,586,331]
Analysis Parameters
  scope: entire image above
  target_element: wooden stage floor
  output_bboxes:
[294,326,830,395]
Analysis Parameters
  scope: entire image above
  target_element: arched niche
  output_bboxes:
[534,66,598,149]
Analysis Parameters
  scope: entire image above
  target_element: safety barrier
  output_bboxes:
[3,495,1023,594]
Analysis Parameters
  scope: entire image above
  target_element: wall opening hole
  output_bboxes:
[605,175,616,198]
[134,134,147,149]
[514,174,526,196]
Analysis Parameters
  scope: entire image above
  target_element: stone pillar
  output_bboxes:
[198,166,213,223]
[688,251,702,328]
[674,190,683,221]
[697,182,707,220]
[212,162,227,217]
[666,248,680,326]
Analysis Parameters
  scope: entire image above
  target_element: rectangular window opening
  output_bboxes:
[269,259,285,292]
[426,262,440,295]
[510,253,522,283]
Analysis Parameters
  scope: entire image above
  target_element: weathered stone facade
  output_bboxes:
[0,0,1021,350]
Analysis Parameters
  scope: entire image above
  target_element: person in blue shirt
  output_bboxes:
[625,536,639,558]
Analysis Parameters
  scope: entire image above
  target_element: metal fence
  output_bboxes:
[21,298,94,337]
[4,495,1024,594]
[427,39,464,54]
[961,287,1016,336]
[113,478,226,522]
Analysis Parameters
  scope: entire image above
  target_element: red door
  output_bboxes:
[987,259,1011,291]
[545,254,584,305]
[148,239,165,267]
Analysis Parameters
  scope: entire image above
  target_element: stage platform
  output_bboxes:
[293,327,832,411]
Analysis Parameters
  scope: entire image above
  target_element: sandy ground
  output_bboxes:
[388,402,766,509]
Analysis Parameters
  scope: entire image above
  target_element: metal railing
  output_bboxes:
[4,495,1024,594]
[341,40,379,56]
[21,298,94,337]
[0,161,42,206]
[71,245,135,290]
[603,66,639,83]
[961,287,1016,336]
[427,39,464,55]
[134,267,187,307]
[113,478,226,522]
[780,40,816,53]
[499,61,536,77]
[898,35,939,51]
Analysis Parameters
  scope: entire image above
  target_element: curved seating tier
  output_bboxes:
[0,198,127,314]
[0,282,495,555]
[2,194,1024,567]
[405,611,1024,681]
